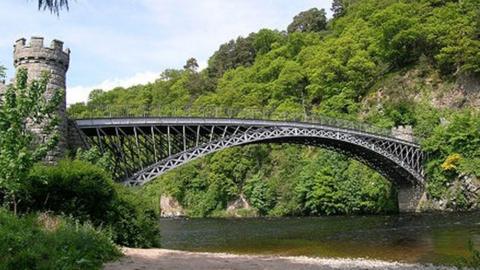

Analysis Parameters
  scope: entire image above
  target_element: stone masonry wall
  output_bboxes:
[391,125,415,142]
[13,37,70,162]
[66,119,87,152]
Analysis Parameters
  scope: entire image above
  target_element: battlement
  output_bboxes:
[14,37,70,71]
[391,125,414,142]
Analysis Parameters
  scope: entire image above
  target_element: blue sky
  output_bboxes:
[0,0,332,104]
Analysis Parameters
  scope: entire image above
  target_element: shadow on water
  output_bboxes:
[159,211,480,265]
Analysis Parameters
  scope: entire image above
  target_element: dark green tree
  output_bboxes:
[287,8,327,33]
[331,0,353,18]
[252,29,285,54]
[182,58,214,97]
[207,34,257,79]
[184,57,199,72]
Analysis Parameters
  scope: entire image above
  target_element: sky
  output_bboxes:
[0,0,332,104]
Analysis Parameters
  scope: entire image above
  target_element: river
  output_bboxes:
[159,211,480,266]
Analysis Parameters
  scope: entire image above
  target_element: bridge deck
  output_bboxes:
[75,117,419,147]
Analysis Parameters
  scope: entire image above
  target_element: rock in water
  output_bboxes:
[160,195,185,217]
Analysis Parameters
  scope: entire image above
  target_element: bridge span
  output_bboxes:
[74,116,424,189]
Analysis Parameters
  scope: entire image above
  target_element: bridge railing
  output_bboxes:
[70,105,400,138]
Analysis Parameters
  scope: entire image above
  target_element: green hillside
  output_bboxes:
[69,0,480,216]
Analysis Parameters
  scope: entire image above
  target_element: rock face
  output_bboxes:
[227,194,251,211]
[448,174,479,210]
[13,37,70,162]
[421,174,480,211]
[462,174,480,202]
[456,73,480,94]
[432,73,480,109]
[160,195,185,217]
[226,194,254,216]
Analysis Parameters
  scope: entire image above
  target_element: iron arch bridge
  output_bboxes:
[74,115,425,187]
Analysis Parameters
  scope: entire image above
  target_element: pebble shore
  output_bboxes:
[104,248,459,270]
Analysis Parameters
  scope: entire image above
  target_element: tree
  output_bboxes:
[184,57,199,72]
[331,0,348,18]
[331,0,358,18]
[182,58,213,97]
[287,8,327,33]
[0,69,63,214]
[207,34,257,79]
[37,0,69,15]
[253,29,285,54]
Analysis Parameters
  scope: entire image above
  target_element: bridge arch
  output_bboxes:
[74,118,424,187]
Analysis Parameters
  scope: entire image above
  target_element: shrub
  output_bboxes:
[18,160,160,247]
[422,111,480,200]
[107,186,161,247]
[20,160,116,223]
[456,240,480,269]
[0,208,120,270]
[244,174,276,215]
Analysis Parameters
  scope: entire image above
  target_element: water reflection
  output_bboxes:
[159,212,480,265]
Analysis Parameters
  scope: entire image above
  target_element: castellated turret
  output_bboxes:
[14,37,70,104]
[13,37,70,162]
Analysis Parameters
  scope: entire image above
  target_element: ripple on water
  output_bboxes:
[159,211,480,265]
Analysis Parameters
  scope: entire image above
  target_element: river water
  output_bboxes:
[160,211,480,265]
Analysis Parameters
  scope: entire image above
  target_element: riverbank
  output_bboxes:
[103,248,457,270]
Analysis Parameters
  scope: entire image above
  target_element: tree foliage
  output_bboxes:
[68,0,480,215]
[0,69,63,213]
[331,0,354,18]
[37,0,69,15]
[184,57,199,72]
[21,160,161,247]
[287,8,327,33]
[207,34,257,79]
[422,111,480,199]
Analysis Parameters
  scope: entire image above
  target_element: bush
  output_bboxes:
[107,186,161,247]
[20,160,116,223]
[18,160,160,247]
[456,240,480,269]
[422,110,480,200]
[244,174,276,215]
[0,208,120,270]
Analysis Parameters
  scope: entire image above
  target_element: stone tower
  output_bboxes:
[13,37,70,161]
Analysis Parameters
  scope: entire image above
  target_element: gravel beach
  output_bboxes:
[104,248,458,270]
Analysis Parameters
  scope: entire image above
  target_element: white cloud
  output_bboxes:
[67,71,159,105]
[1,0,333,99]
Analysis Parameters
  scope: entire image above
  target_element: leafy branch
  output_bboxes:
[0,68,64,214]
[37,0,69,15]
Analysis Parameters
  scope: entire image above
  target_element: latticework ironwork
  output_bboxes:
[75,117,425,187]
[69,105,412,140]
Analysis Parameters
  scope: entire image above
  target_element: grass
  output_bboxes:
[0,208,121,270]
[457,240,480,269]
